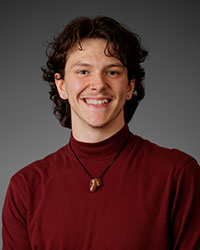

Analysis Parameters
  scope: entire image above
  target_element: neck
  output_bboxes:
[71,122,126,143]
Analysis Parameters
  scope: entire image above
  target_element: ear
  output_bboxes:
[54,73,68,100]
[126,78,135,100]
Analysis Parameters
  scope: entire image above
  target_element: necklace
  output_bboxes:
[69,133,130,193]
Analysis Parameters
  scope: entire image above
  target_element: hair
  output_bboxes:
[42,16,148,128]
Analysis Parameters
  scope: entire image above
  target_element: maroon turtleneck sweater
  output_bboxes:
[3,125,200,249]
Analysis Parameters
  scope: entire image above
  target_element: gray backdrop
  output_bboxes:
[1,0,199,247]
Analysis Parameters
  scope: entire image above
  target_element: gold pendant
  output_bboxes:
[89,178,102,192]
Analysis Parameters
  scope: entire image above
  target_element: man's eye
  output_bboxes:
[107,71,119,75]
[78,70,88,75]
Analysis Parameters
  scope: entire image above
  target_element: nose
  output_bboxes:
[90,73,108,91]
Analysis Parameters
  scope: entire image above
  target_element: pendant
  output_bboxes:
[89,178,102,192]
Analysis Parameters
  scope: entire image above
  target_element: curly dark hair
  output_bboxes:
[42,16,148,128]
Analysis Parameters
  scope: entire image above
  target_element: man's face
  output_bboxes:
[55,38,135,133]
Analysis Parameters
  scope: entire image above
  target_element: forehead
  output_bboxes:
[70,38,108,53]
[66,38,121,65]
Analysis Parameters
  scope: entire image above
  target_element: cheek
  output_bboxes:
[65,77,84,98]
[117,81,129,98]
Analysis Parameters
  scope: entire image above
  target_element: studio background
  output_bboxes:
[1,0,199,247]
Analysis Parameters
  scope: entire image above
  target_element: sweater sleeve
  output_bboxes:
[2,175,32,250]
[171,158,200,249]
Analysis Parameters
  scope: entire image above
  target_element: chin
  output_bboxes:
[88,122,108,129]
[86,119,111,129]
[86,113,123,130]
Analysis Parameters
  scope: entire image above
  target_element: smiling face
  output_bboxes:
[55,38,135,141]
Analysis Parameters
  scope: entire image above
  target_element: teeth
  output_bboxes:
[85,99,109,105]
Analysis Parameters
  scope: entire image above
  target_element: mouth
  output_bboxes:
[83,98,111,105]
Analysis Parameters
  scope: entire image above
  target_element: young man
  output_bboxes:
[3,16,200,249]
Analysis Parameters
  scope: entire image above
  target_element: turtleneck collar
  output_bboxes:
[68,124,131,162]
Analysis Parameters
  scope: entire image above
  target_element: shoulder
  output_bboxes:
[127,133,200,196]
[10,144,70,187]
[134,134,195,161]
[130,133,199,174]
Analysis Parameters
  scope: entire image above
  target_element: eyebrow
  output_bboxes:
[71,62,124,69]
[70,62,91,69]
[105,64,124,69]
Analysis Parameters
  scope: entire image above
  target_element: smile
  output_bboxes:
[84,98,110,105]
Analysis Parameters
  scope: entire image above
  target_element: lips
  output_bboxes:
[83,97,111,105]
[85,99,109,105]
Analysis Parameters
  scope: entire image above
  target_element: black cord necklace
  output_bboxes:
[69,133,130,193]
